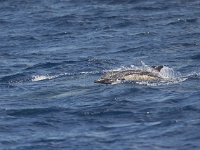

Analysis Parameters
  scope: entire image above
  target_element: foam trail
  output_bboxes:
[31,71,100,82]
[186,72,200,78]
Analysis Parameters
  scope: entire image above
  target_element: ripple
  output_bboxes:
[167,18,198,25]
[0,73,30,83]
[25,61,76,70]
[6,107,66,117]
[191,53,200,60]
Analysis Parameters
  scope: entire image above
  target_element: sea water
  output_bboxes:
[0,0,200,150]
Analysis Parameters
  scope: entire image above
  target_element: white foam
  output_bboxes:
[158,66,179,79]
[111,79,122,85]
[186,72,200,78]
[32,75,57,82]
[80,71,100,75]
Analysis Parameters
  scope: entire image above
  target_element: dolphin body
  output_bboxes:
[95,66,164,84]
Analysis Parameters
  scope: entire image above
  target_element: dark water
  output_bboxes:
[1,0,200,149]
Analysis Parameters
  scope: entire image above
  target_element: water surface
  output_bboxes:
[0,0,200,149]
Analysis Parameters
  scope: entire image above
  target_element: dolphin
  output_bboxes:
[95,65,164,84]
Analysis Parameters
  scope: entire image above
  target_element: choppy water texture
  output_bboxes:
[1,0,200,149]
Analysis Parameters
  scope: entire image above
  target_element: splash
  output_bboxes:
[140,62,188,85]
[158,66,180,79]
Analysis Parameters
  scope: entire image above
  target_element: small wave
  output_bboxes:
[79,71,101,75]
[25,60,83,71]
[32,75,58,82]
[0,73,30,84]
[167,18,198,25]
[6,107,65,117]
[191,53,200,60]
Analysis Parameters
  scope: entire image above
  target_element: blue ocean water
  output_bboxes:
[0,0,200,149]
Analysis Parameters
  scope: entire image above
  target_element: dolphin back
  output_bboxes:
[95,70,161,84]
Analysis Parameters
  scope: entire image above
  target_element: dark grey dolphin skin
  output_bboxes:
[95,65,163,84]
